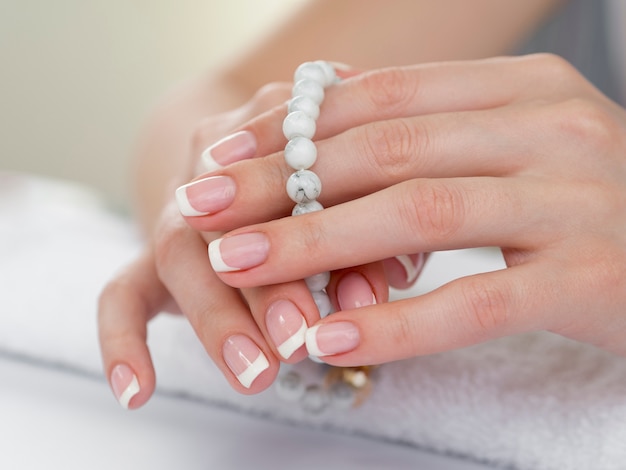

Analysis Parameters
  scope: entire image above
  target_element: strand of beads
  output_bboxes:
[275,61,361,414]
[283,61,336,322]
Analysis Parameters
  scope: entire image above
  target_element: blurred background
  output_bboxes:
[0,0,307,212]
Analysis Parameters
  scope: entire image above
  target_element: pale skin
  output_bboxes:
[96,0,626,409]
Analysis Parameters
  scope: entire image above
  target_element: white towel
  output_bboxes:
[2,172,626,470]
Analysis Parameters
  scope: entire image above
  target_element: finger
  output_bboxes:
[304,262,558,366]
[154,205,278,394]
[191,83,294,172]
[208,176,562,288]
[98,249,169,409]
[242,54,592,156]
[178,100,557,233]
[178,55,597,231]
[382,253,428,290]
[237,260,389,363]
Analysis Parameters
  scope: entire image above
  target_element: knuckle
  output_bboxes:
[460,279,510,333]
[298,215,329,259]
[359,119,425,181]
[359,67,419,113]
[387,309,420,353]
[530,53,583,83]
[251,81,292,110]
[553,98,621,155]
[153,218,187,281]
[400,181,464,245]
[190,117,219,156]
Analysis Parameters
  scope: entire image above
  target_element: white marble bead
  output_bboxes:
[305,271,331,292]
[311,290,333,318]
[288,95,320,120]
[300,384,329,414]
[292,200,324,216]
[286,170,321,203]
[294,61,327,86]
[285,136,317,170]
[275,370,306,402]
[292,79,325,105]
[315,60,337,87]
[282,110,316,140]
[329,381,356,410]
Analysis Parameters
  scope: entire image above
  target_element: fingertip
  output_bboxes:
[221,334,280,395]
[383,253,426,289]
[106,354,156,410]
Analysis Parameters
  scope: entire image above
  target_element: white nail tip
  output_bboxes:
[118,375,140,410]
[305,325,327,358]
[175,183,210,217]
[201,147,223,172]
[277,318,307,359]
[395,255,421,283]
[236,353,270,388]
[208,238,240,273]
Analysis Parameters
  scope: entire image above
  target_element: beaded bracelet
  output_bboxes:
[274,61,375,413]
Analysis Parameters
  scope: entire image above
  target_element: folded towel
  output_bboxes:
[2,172,626,470]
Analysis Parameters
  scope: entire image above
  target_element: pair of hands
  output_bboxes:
[99,54,626,409]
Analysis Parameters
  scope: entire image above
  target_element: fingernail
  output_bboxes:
[208,233,270,273]
[305,321,360,357]
[336,272,376,311]
[201,130,257,171]
[175,176,236,216]
[223,335,269,388]
[395,254,425,283]
[266,300,307,359]
[110,364,140,409]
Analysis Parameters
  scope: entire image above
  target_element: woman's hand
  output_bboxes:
[97,75,413,408]
[181,54,626,365]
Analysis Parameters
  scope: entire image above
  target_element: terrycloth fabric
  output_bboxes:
[2,172,626,470]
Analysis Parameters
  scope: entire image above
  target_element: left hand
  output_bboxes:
[181,54,626,365]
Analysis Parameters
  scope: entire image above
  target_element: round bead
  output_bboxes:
[282,110,316,140]
[300,384,329,414]
[329,381,357,410]
[292,200,324,216]
[315,60,337,87]
[305,271,331,292]
[294,61,327,86]
[292,79,325,105]
[286,170,321,203]
[285,136,317,170]
[275,370,306,402]
[311,290,333,318]
[288,95,320,120]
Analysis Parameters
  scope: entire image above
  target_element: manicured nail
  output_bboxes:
[201,130,257,171]
[266,300,307,359]
[305,321,360,357]
[175,176,236,217]
[208,233,270,273]
[110,364,140,409]
[223,335,269,388]
[395,253,425,283]
[336,272,376,311]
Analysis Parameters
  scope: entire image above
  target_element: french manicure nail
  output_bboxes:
[175,176,236,216]
[202,130,257,171]
[395,253,425,283]
[336,272,376,311]
[223,335,269,388]
[110,364,140,409]
[208,233,270,273]
[266,300,307,359]
[305,321,360,357]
